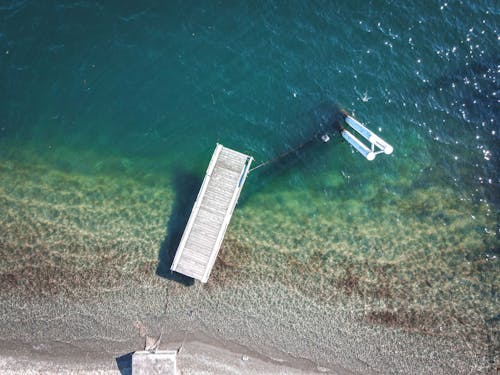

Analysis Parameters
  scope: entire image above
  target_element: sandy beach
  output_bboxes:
[0,339,328,375]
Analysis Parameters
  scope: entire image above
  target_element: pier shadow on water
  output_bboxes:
[156,170,201,286]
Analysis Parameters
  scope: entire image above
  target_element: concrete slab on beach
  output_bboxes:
[132,350,178,375]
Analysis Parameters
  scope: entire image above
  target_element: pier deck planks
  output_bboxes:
[170,144,252,283]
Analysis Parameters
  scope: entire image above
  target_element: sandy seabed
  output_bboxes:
[0,151,498,374]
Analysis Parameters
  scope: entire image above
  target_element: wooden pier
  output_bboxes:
[170,144,253,283]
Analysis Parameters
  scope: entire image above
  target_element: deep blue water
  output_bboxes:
[2,2,497,185]
[0,0,499,353]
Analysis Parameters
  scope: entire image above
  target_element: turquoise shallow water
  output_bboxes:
[0,0,499,369]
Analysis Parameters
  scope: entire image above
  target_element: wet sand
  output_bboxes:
[0,274,495,375]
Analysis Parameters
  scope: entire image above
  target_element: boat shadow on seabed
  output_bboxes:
[238,101,347,205]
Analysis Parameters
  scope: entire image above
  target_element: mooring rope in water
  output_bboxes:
[249,135,318,172]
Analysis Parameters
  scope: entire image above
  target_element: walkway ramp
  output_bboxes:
[170,144,252,283]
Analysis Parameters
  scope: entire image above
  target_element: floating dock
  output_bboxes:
[170,144,253,283]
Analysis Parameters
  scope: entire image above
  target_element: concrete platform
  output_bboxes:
[132,350,178,375]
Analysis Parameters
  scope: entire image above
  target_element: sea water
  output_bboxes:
[0,0,498,370]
